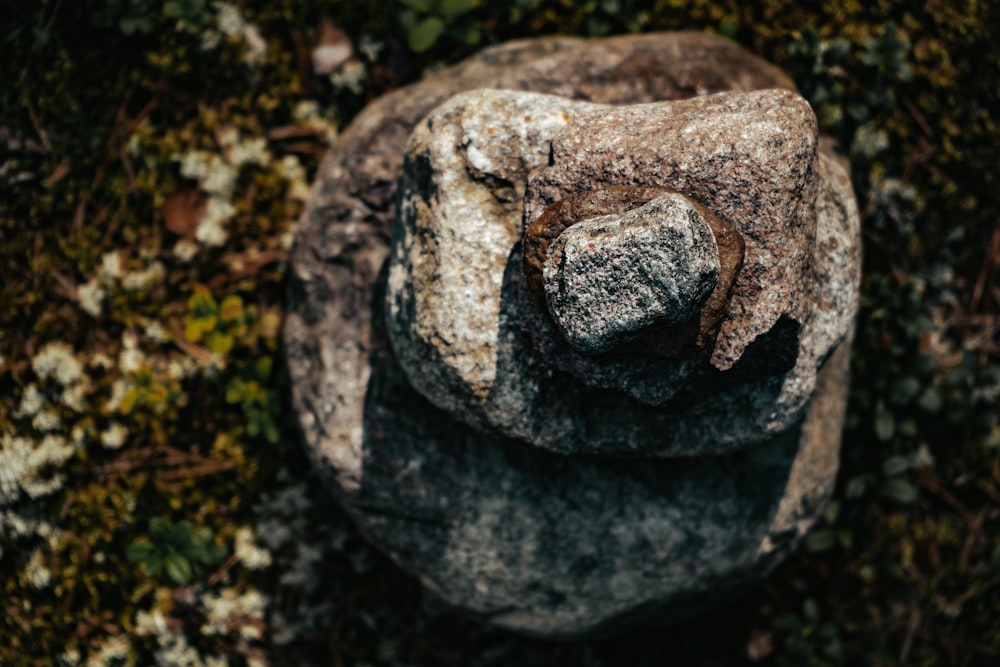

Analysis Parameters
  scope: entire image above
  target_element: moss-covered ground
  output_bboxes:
[1,1,998,665]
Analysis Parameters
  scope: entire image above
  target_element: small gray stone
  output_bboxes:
[542,193,720,354]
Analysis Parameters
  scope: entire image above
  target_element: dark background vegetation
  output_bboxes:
[1,0,998,665]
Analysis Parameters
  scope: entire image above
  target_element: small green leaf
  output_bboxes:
[140,553,163,577]
[225,380,244,404]
[846,102,870,122]
[192,526,213,547]
[184,319,204,344]
[399,0,432,10]
[399,10,418,31]
[164,552,193,585]
[408,17,445,53]
[890,376,921,404]
[987,425,1000,449]
[264,419,280,444]
[805,529,835,552]
[447,20,481,46]
[206,331,234,355]
[125,540,155,563]
[119,16,152,35]
[772,613,801,633]
[149,517,170,542]
[897,418,918,437]
[187,534,219,566]
[845,474,870,499]
[168,520,195,549]
[880,478,918,504]
[823,37,850,64]
[715,16,739,40]
[439,0,479,18]
[837,530,853,549]
[220,295,244,322]
[803,598,820,622]
[874,405,895,441]
[882,455,910,477]
[914,353,938,376]
[585,15,612,37]
[917,387,942,413]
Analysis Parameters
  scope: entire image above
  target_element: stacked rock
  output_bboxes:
[286,32,860,638]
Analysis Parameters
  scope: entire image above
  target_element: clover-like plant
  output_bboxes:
[784,26,851,128]
[225,356,281,443]
[399,0,482,52]
[126,517,227,586]
[184,286,255,355]
[163,0,213,33]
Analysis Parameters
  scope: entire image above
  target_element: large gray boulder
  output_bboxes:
[285,32,861,638]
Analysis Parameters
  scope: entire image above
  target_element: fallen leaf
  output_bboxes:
[312,15,352,75]
[46,160,71,186]
[746,629,774,661]
[162,189,203,237]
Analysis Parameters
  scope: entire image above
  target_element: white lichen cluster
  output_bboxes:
[119,331,144,374]
[0,431,75,503]
[142,619,231,667]
[24,546,52,588]
[133,587,269,666]
[234,526,272,570]
[0,327,162,566]
[326,34,381,97]
[175,126,272,250]
[201,2,267,66]
[122,257,167,292]
[32,342,84,386]
[1,341,101,555]
[329,60,367,95]
[77,279,106,318]
[76,251,123,317]
[277,155,309,203]
[357,35,383,63]
[852,121,891,159]
[249,467,369,647]
[290,100,339,157]
[100,422,129,450]
[201,587,267,640]
[75,249,163,318]
[83,635,131,667]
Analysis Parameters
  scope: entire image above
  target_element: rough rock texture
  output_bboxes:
[542,192,720,355]
[285,32,861,638]
[522,88,820,373]
[523,184,746,358]
[386,88,856,453]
